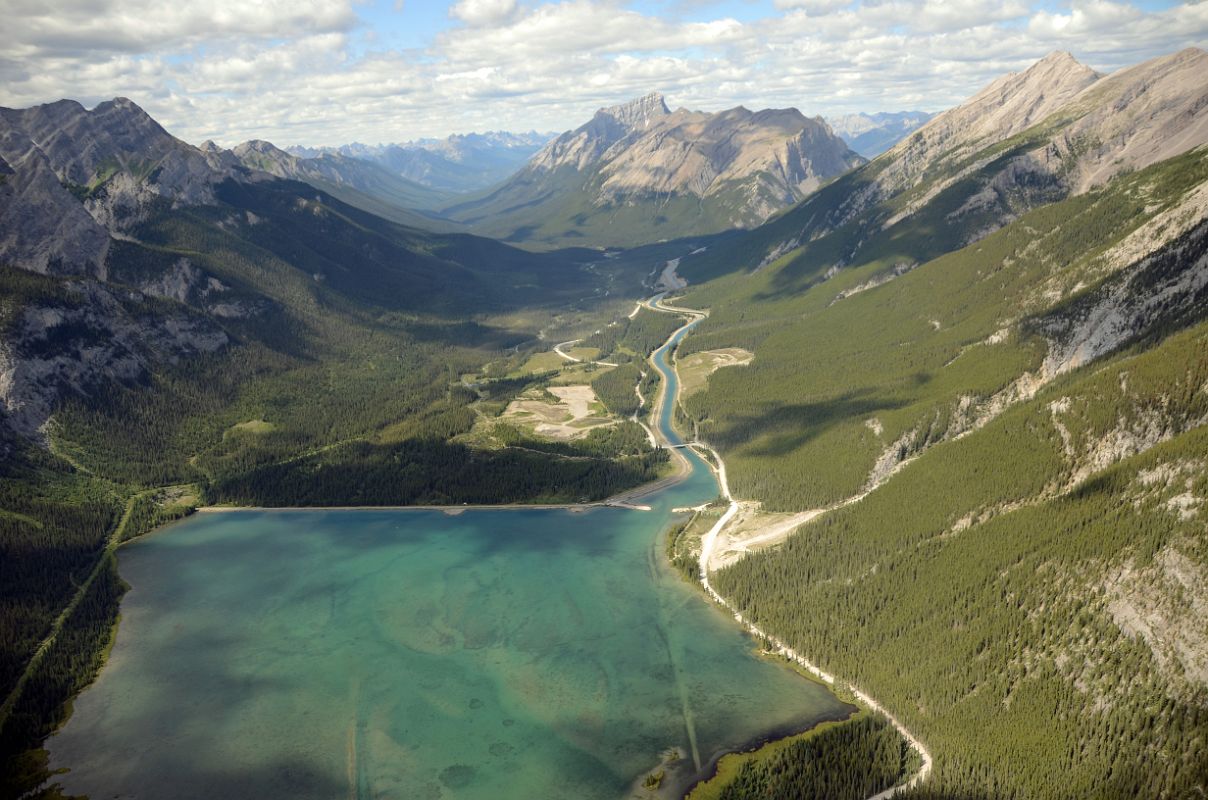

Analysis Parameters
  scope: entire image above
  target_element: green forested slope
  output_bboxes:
[679,149,1208,510]
[712,323,1208,798]
[696,713,918,800]
[443,164,796,250]
[671,141,1208,798]
[582,307,688,365]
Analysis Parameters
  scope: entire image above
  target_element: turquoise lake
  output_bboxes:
[47,316,851,799]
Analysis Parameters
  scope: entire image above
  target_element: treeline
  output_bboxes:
[703,714,914,800]
[581,308,685,363]
[56,332,470,487]
[119,491,196,543]
[472,372,558,418]
[494,420,656,459]
[204,437,669,507]
[0,460,117,703]
[664,520,698,582]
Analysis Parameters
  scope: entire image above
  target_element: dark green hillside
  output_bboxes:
[582,307,688,365]
[32,178,631,489]
[669,140,1208,798]
[678,149,1208,510]
[444,165,782,250]
[680,117,1077,290]
[697,713,918,800]
[713,324,1208,799]
[210,178,599,314]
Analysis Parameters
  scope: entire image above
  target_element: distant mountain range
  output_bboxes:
[825,110,933,157]
[225,103,933,249]
[441,92,865,248]
[286,131,551,194]
[223,138,458,229]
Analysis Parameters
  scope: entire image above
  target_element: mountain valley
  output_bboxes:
[1,35,1207,800]
[441,92,865,248]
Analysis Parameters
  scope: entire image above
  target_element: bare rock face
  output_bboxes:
[880,48,1208,209]
[0,99,255,440]
[771,48,1208,264]
[529,92,673,173]
[0,97,245,278]
[874,51,1103,199]
[1038,220,1208,379]
[1,99,227,194]
[598,107,859,212]
[471,92,864,236]
[0,133,111,276]
[1056,47,1208,192]
[0,280,229,438]
[533,94,862,211]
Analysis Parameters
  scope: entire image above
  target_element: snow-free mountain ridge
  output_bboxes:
[443,92,865,247]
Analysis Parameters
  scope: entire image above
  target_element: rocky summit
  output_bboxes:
[443,92,864,247]
[0,98,245,277]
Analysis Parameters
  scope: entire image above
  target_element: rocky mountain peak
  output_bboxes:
[595,102,862,210]
[0,97,248,277]
[233,139,289,158]
[1019,49,1099,89]
[597,92,670,132]
[1055,46,1208,191]
[1035,50,1080,67]
[94,96,149,115]
[876,49,1102,188]
[945,50,1101,140]
[463,93,865,244]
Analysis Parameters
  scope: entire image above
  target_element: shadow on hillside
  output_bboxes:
[717,389,908,458]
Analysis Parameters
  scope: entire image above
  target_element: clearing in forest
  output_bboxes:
[678,348,753,398]
[501,385,615,440]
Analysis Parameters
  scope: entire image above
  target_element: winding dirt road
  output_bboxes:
[553,339,619,367]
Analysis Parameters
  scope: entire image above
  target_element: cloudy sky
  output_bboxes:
[2,0,1206,146]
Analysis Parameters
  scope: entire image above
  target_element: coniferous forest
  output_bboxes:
[3,29,1208,800]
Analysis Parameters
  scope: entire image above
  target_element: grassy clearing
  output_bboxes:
[226,419,276,436]
[678,348,753,399]
[516,350,566,374]
[566,345,602,361]
[549,362,610,385]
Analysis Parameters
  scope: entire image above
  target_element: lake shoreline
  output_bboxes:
[641,292,934,798]
[193,448,694,517]
[43,291,922,800]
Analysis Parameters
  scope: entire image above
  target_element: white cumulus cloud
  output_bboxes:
[450,0,519,26]
[0,0,1205,146]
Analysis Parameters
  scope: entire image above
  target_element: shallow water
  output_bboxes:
[47,315,849,799]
